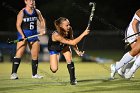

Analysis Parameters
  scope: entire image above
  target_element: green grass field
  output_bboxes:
[0,62,140,93]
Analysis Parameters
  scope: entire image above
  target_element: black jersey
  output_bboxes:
[22,9,38,30]
[48,30,71,52]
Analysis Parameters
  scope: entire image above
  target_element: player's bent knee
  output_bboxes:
[50,67,58,73]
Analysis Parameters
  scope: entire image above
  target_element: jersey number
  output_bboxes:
[30,22,34,30]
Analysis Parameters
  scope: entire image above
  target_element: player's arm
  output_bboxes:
[71,32,79,52]
[70,29,84,56]
[16,9,25,38]
[53,29,90,46]
[132,9,140,34]
[36,9,46,35]
[70,30,79,51]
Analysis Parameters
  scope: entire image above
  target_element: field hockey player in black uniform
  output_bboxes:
[48,17,90,85]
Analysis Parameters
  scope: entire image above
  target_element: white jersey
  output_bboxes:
[125,14,140,43]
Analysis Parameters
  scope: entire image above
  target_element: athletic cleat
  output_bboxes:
[10,73,18,80]
[118,68,124,78]
[110,64,116,79]
[70,79,77,85]
[32,74,43,79]
[124,70,133,79]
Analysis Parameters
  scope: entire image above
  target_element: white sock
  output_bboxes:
[129,56,137,63]
[129,55,140,74]
[116,52,133,70]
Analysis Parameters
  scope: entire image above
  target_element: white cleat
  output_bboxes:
[124,69,134,78]
[10,73,18,80]
[124,70,133,79]
[110,64,116,79]
[32,74,43,79]
[118,68,124,78]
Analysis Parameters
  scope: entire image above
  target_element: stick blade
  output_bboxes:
[7,39,23,44]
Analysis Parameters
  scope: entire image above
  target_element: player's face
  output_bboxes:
[25,0,35,9]
[60,19,71,32]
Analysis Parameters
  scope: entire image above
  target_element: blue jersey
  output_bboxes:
[17,9,39,42]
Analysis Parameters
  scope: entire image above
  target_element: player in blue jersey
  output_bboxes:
[10,0,46,79]
[48,17,90,85]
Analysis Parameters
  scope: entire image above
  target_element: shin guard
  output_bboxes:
[12,57,21,74]
[67,62,76,81]
[32,59,38,76]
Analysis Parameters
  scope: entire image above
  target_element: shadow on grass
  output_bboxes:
[0,82,68,92]
[74,78,140,93]
[77,78,110,83]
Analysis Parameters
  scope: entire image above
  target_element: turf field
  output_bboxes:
[0,62,140,93]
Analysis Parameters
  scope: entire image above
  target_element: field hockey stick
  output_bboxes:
[87,2,96,29]
[123,31,140,41]
[123,32,140,48]
[81,2,96,51]
[8,33,42,44]
[125,39,137,49]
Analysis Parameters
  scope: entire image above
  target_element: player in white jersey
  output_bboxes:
[110,9,140,79]
[125,13,140,43]
[116,10,140,78]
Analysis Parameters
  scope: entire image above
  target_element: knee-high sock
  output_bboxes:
[121,56,136,73]
[122,62,134,73]
[32,60,38,76]
[12,57,21,74]
[67,62,76,81]
[129,56,137,63]
[128,55,140,74]
[116,52,133,70]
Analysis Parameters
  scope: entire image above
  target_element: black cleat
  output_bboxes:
[70,79,77,85]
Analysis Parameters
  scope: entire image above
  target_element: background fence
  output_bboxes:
[0,30,124,62]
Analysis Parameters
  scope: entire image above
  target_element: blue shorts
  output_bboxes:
[17,30,39,42]
[49,50,60,55]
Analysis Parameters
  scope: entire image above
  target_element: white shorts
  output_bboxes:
[125,26,137,43]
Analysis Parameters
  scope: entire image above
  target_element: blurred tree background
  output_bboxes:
[0,0,140,50]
